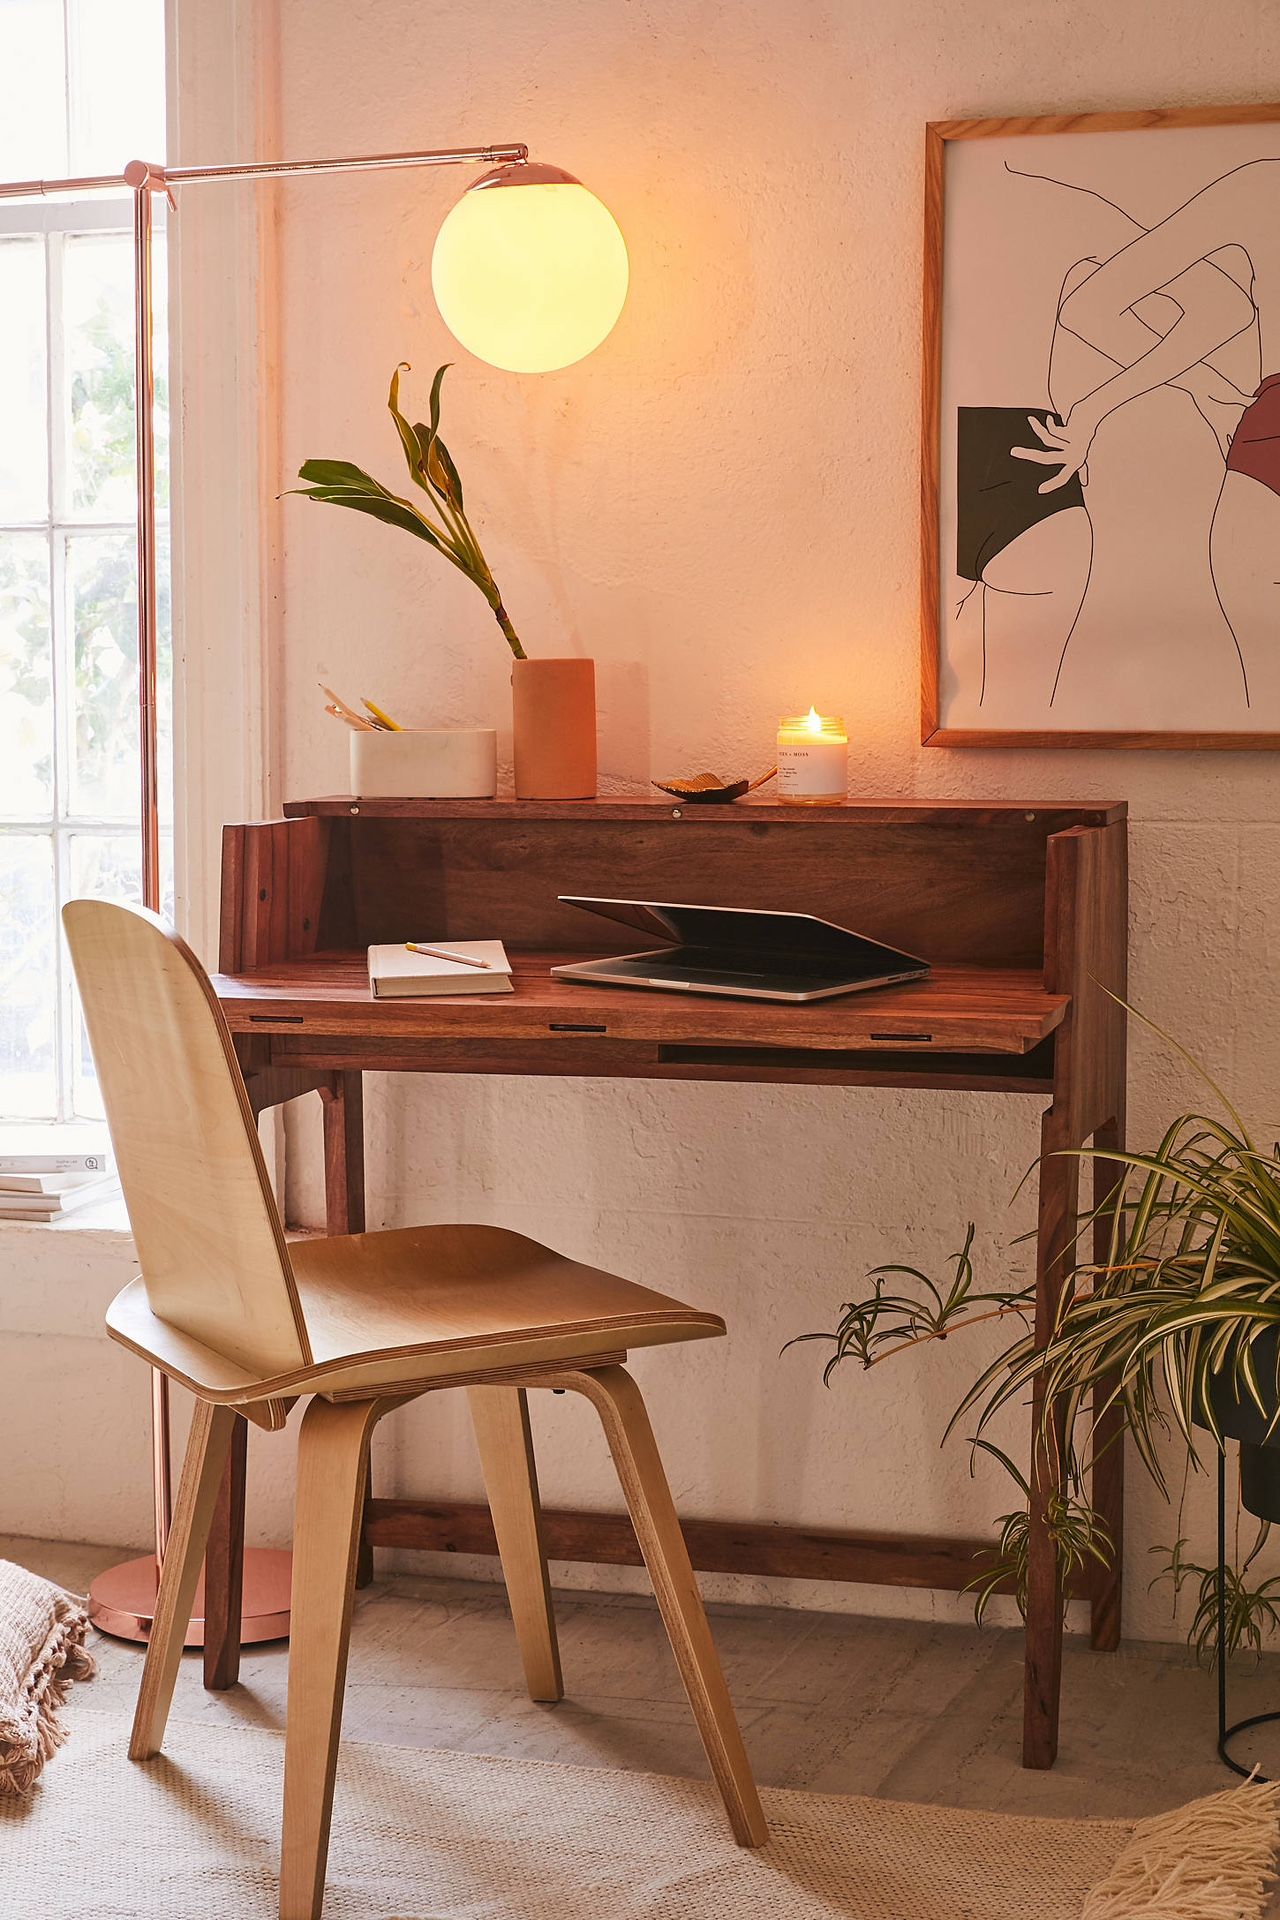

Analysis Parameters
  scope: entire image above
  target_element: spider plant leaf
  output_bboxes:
[1244,1519,1273,1572]
[969,1437,1032,1501]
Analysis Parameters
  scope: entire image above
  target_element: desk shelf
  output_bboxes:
[285,794,1125,829]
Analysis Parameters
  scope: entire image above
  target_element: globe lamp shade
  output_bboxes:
[431,162,628,374]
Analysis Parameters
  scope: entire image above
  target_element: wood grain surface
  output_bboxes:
[215,952,1068,1054]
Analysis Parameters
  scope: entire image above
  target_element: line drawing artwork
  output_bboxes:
[946,144,1280,732]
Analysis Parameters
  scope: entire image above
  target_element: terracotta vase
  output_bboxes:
[511,657,597,799]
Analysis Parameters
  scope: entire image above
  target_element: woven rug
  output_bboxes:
[0,1707,1275,1919]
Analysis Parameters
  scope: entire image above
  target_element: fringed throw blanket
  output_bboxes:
[0,1559,95,1795]
[1081,1778,1280,1919]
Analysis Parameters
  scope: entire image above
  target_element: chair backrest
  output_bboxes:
[63,899,313,1380]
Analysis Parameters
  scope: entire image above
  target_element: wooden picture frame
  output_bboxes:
[921,103,1280,748]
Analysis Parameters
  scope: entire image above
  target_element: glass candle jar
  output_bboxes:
[776,708,848,804]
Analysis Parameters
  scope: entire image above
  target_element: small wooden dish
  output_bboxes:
[652,768,777,805]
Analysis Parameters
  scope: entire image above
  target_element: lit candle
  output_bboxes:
[776,707,848,804]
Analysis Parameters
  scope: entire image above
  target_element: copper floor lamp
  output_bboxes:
[0,133,625,1647]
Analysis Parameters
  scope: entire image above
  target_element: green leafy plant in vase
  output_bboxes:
[295,363,526,659]
[791,1009,1280,1673]
[294,364,597,799]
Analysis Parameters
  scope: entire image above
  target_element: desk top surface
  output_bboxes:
[214,951,1069,1055]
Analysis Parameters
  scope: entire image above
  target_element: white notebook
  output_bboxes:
[368,940,513,999]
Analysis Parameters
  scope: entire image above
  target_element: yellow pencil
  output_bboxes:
[363,697,402,731]
[405,941,492,970]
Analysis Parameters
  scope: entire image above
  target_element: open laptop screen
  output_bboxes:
[558,897,925,975]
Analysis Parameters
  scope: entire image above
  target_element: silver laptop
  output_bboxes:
[552,898,930,1004]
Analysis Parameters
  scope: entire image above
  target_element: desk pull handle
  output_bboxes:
[549,1021,607,1034]
[869,1031,933,1044]
[249,1013,306,1025]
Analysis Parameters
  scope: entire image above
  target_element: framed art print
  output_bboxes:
[922,104,1280,747]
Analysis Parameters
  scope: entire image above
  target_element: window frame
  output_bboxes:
[2,0,282,1137]
[0,191,170,1122]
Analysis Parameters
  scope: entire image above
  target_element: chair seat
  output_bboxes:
[106,1222,724,1403]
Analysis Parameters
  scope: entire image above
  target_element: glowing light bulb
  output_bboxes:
[432,162,629,374]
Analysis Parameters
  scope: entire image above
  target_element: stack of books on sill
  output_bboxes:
[0,1137,118,1222]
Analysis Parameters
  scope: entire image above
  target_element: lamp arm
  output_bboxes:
[0,142,528,201]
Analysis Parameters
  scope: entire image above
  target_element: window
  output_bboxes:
[0,0,170,1122]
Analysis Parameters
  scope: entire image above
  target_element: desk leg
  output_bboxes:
[321,1072,372,1586]
[1088,1114,1126,1652]
[203,1414,247,1689]
[321,1071,366,1238]
[1022,1105,1080,1770]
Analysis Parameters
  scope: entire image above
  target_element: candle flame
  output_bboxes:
[805,705,823,734]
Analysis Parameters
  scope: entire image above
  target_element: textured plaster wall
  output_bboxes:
[265,0,1280,1642]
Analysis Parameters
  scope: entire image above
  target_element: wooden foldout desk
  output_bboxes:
[211,795,1127,1769]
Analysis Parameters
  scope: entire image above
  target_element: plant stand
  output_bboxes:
[1216,1449,1280,1779]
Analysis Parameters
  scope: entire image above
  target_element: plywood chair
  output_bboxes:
[63,899,767,1920]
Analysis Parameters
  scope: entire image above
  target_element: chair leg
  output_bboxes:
[468,1385,563,1703]
[559,1365,768,1847]
[280,1395,396,1920]
[203,1414,248,1690]
[130,1397,239,1761]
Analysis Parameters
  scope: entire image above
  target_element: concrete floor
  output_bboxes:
[9,1532,1280,1822]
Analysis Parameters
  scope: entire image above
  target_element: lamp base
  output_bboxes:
[88,1548,293,1646]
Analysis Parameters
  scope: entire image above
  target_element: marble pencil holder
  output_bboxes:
[349,727,497,799]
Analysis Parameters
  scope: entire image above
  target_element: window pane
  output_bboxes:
[67,0,165,177]
[64,232,168,519]
[63,233,132,520]
[0,238,48,522]
[66,529,170,820]
[67,529,136,818]
[0,1,66,181]
[0,533,53,820]
[0,835,56,1118]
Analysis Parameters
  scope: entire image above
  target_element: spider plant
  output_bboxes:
[292,363,527,659]
[965,1443,1113,1626]
[1152,1533,1280,1665]
[791,1011,1280,1655]
[953,1102,1280,1496]
[784,1225,1034,1381]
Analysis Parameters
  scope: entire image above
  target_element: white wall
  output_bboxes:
[27,0,1267,1643]
[257,0,1280,1641]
